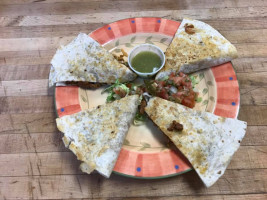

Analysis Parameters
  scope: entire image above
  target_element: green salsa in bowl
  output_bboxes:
[128,44,165,78]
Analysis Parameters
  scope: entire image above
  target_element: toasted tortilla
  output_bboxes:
[156,18,237,80]
[49,33,136,87]
[56,95,139,177]
[145,97,247,187]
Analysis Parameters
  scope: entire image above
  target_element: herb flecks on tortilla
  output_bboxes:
[49,33,136,87]
[56,95,139,178]
[156,18,238,80]
[145,97,247,187]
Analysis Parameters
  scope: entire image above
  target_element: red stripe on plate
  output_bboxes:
[90,18,181,45]
[55,86,81,117]
[212,63,240,118]
[57,104,81,117]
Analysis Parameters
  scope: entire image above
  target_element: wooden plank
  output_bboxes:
[1,7,267,27]
[1,1,267,17]
[0,24,102,38]
[0,85,5,96]
[0,36,74,52]
[0,50,53,67]
[0,112,57,135]
[241,126,267,146]
[232,57,267,73]
[0,152,80,177]
[0,64,50,81]
[0,1,194,16]
[237,72,267,89]
[0,169,266,199]
[1,0,267,8]
[0,146,266,177]
[86,194,267,200]
[201,17,267,31]
[241,87,267,105]
[236,43,267,58]
[1,26,267,46]
[61,194,267,200]
[0,132,65,154]
[1,18,267,39]
[238,106,267,126]
[1,79,51,96]
[0,96,54,114]
[220,29,267,44]
[0,124,266,155]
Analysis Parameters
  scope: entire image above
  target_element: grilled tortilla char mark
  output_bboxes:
[65,81,104,89]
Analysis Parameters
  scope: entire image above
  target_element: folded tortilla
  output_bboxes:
[56,95,139,177]
[156,18,237,80]
[49,33,136,87]
[145,97,247,187]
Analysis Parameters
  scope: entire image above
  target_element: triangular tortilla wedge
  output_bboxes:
[49,33,136,87]
[156,18,237,80]
[145,97,247,187]
[56,95,139,177]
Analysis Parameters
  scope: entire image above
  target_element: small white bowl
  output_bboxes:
[128,44,165,78]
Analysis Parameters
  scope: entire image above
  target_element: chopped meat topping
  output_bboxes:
[139,98,147,115]
[66,81,104,89]
[185,23,195,35]
[167,120,183,131]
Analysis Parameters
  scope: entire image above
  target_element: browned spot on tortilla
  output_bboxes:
[191,150,206,168]
[199,165,208,174]
[98,146,108,157]
[185,23,196,34]
[217,171,222,174]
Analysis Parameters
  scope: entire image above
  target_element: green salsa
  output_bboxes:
[131,51,162,73]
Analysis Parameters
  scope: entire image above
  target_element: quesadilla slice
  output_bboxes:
[49,33,136,87]
[56,95,139,177]
[156,18,237,80]
[145,97,247,187]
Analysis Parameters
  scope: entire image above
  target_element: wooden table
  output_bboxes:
[0,0,266,199]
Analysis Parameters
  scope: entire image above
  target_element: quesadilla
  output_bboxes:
[156,18,238,80]
[49,33,136,87]
[145,97,247,187]
[56,95,139,177]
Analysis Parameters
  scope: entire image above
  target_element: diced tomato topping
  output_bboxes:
[157,81,165,88]
[158,88,169,99]
[169,76,183,85]
[142,71,198,108]
[182,97,195,108]
[113,88,126,98]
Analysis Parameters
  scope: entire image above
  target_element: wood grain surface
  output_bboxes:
[0,0,266,199]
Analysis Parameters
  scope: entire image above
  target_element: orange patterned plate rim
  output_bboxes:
[54,17,240,179]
